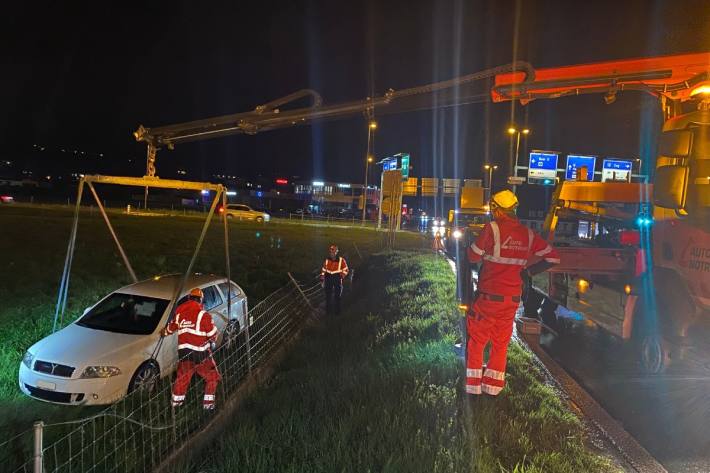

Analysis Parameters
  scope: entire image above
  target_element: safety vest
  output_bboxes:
[467,215,559,296]
[165,300,218,352]
[321,256,349,277]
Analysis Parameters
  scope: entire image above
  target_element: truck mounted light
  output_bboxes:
[577,278,590,294]
[624,284,632,295]
[453,229,463,239]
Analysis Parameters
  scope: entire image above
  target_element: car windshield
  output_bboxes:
[455,213,489,226]
[77,293,170,335]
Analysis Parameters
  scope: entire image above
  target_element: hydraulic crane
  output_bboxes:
[490,52,710,373]
[135,52,710,373]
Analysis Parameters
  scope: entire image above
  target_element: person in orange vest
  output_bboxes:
[432,231,445,253]
[465,190,559,397]
[162,287,222,410]
[320,244,349,315]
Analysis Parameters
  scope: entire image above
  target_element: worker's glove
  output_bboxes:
[161,328,170,337]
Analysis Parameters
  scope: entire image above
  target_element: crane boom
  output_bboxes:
[491,52,710,105]
[134,52,710,177]
[133,61,535,176]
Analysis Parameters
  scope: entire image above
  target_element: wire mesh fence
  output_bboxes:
[4,275,323,473]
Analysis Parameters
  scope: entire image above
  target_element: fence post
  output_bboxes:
[287,272,314,311]
[33,421,43,473]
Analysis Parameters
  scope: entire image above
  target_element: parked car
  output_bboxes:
[19,274,248,406]
[220,204,270,222]
[0,194,14,204]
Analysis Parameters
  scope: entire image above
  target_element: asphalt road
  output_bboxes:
[539,308,710,473]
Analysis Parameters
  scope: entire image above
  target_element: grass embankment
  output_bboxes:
[0,205,424,438]
[180,251,615,473]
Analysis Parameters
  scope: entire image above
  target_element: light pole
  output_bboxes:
[362,120,377,224]
[507,126,530,191]
[484,164,498,202]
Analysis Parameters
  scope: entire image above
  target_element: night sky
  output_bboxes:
[2,0,709,185]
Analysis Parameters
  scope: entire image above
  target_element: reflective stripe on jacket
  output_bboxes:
[321,256,349,277]
[467,214,559,296]
[165,300,217,352]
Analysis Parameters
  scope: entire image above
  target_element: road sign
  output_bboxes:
[602,159,632,182]
[565,155,596,181]
[420,177,439,196]
[382,157,398,171]
[402,177,417,196]
[528,152,558,180]
[399,154,410,180]
[443,178,460,195]
[507,176,525,185]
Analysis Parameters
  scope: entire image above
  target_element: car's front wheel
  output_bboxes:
[256,216,264,223]
[128,361,160,394]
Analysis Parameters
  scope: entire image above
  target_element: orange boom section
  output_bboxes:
[492,52,710,104]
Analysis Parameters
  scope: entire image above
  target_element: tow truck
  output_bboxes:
[491,53,710,373]
[133,52,710,373]
[445,185,490,253]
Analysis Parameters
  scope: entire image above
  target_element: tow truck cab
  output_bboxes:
[529,107,710,374]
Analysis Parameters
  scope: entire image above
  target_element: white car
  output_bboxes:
[220,204,270,222]
[19,274,248,406]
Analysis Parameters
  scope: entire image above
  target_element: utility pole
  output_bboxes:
[362,120,377,224]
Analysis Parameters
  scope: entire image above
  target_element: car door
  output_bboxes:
[217,281,247,330]
[237,205,251,220]
[201,285,227,337]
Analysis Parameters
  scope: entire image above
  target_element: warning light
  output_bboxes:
[577,278,590,294]
[458,304,468,311]
[624,284,632,295]
[275,179,288,185]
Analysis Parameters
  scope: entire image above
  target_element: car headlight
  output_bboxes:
[453,229,463,239]
[22,351,34,369]
[80,366,122,378]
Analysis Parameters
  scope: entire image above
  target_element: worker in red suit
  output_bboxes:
[162,287,221,410]
[321,244,349,315]
[465,190,559,396]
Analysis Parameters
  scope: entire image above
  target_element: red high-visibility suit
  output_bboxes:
[465,214,559,396]
[164,299,221,409]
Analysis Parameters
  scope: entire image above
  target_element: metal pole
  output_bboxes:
[86,182,138,283]
[288,272,314,311]
[362,127,371,224]
[33,421,43,473]
[222,191,231,321]
[512,131,521,192]
[53,179,84,332]
[377,171,384,230]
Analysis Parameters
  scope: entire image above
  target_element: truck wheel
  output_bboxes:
[632,298,669,374]
[639,334,669,374]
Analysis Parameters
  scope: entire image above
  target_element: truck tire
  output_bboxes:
[632,298,670,374]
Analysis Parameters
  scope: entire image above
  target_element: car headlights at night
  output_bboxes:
[452,229,463,239]
[22,351,34,369]
[80,366,122,378]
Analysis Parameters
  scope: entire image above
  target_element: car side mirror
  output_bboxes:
[653,164,689,216]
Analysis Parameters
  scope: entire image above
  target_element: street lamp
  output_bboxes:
[483,164,498,202]
[507,126,530,190]
[362,120,377,223]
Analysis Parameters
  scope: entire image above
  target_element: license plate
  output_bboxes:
[36,380,56,391]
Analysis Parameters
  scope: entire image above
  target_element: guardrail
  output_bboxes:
[4,276,324,473]
[286,212,378,227]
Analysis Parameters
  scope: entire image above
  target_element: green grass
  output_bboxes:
[0,204,425,441]
[177,251,616,473]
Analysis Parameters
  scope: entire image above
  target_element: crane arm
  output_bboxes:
[491,52,710,105]
[134,62,535,150]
